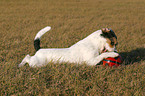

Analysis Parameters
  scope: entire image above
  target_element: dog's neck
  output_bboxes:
[89,31,107,54]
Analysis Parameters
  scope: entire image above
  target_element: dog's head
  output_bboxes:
[101,28,118,52]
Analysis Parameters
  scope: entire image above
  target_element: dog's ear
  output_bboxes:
[101,28,111,38]
[101,28,117,39]
[101,28,111,33]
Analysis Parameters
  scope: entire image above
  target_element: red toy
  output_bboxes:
[103,55,122,67]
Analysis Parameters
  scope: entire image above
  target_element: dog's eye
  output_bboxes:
[111,42,114,45]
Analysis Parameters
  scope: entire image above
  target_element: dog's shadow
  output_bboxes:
[120,48,145,65]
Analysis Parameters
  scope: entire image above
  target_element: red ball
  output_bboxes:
[103,55,122,67]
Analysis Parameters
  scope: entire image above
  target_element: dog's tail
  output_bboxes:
[34,26,51,51]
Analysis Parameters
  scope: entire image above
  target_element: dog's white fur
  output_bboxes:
[19,26,119,67]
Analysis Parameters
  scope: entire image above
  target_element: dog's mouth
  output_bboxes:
[101,48,108,53]
[101,47,117,53]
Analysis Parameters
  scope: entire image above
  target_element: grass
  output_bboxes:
[0,0,145,95]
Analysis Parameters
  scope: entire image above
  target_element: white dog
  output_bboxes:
[19,26,119,67]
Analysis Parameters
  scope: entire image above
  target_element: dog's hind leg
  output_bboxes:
[19,54,31,67]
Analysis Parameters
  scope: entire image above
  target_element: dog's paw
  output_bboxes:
[18,63,23,67]
[112,52,119,57]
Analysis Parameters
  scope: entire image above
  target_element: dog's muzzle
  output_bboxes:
[101,48,118,53]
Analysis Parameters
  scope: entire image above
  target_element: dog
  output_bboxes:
[19,26,119,67]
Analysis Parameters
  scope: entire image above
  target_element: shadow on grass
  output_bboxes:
[120,48,145,65]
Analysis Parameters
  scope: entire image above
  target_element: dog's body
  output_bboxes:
[19,26,119,67]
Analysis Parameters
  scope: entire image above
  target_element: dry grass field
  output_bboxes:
[0,0,145,95]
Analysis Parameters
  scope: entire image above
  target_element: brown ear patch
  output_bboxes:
[106,38,117,48]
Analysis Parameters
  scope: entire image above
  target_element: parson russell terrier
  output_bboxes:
[19,26,119,67]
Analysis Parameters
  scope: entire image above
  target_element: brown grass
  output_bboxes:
[0,0,145,95]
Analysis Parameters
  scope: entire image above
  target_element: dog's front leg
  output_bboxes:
[87,52,119,65]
